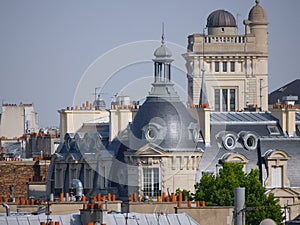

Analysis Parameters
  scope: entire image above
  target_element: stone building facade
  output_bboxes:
[184,0,268,111]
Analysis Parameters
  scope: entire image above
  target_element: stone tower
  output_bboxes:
[183,0,268,111]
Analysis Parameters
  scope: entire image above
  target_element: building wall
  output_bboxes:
[109,107,137,142]
[0,104,38,139]
[25,135,58,158]
[124,149,202,197]
[0,160,49,199]
[127,202,183,214]
[176,206,233,225]
[126,202,233,225]
[58,107,109,142]
[162,154,202,193]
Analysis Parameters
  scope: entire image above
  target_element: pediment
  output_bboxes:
[265,150,290,160]
[221,152,249,164]
[135,144,164,156]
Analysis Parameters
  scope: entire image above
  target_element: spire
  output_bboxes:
[199,67,209,107]
[199,24,208,107]
[161,22,165,45]
[153,23,172,58]
[255,0,260,5]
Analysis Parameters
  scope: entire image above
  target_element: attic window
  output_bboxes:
[224,135,235,149]
[146,128,156,141]
[222,133,237,150]
[148,129,155,139]
[221,27,225,32]
[267,125,280,135]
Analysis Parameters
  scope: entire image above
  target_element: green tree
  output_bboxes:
[194,162,283,225]
[175,188,193,201]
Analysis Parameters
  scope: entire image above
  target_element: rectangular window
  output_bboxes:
[215,88,237,112]
[143,168,160,197]
[271,166,282,188]
[222,89,228,111]
[215,62,219,72]
[214,89,220,112]
[230,89,236,111]
[223,62,227,72]
[230,62,235,72]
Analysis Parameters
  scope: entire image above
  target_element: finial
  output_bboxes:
[161,22,165,45]
[255,0,260,5]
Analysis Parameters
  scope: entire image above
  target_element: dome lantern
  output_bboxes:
[153,27,174,83]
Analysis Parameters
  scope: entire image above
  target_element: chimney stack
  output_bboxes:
[270,102,297,137]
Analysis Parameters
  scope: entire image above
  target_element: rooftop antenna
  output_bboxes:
[92,87,101,102]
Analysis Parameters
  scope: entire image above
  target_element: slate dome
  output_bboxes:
[129,97,197,151]
[207,9,236,28]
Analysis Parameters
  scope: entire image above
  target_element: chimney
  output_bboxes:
[197,107,211,145]
[109,96,134,142]
[270,103,297,137]
[80,208,108,225]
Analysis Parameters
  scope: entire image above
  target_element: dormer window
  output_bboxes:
[264,150,290,188]
[267,125,280,135]
[219,153,249,173]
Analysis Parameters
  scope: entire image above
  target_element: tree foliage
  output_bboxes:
[194,162,283,225]
[175,188,193,201]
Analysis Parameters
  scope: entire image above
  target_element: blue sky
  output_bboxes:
[0,0,299,127]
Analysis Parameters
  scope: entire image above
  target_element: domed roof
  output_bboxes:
[154,39,172,58]
[207,9,236,28]
[129,97,197,151]
[248,0,267,23]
